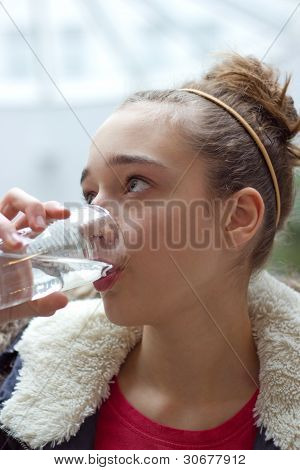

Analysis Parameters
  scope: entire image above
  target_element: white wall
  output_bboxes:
[0,102,118,203]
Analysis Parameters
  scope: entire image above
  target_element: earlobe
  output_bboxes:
[224,188,264,249]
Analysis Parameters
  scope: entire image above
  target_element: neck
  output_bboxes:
[119,275,260,405]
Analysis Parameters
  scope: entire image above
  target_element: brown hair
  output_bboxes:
[119,53,300,274]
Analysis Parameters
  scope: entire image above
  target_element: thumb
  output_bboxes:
[27,292,69,317]
[0,292,69,324]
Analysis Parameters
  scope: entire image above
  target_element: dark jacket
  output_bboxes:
[0,270,299,450]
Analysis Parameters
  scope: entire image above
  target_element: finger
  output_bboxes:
[13,201,70,230]
[28,292,69,316]
[0,212,25,248]
[43,201,71,219]
[0,204,21,221]
[0,292,69,323]
[0,187,47,232]
[13,214,31,230]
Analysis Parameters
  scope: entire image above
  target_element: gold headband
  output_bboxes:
[178,88,281,227]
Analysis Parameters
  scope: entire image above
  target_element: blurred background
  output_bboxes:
[0,0,299,276]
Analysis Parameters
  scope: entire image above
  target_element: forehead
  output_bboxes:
[87,103,193,170]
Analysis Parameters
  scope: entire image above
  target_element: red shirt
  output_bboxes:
[94,375,259,450]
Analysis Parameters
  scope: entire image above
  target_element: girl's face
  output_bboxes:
[81,103,227,326]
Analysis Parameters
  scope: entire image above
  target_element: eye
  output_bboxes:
[125,175,151,193]
[81,190,96,204]
[81,175,152,203]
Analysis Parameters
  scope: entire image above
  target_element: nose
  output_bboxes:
[83,199,127,268]
[91,196,120,223]
[90,196,125,247]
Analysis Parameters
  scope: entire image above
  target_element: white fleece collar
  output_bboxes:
[0,270,299,449]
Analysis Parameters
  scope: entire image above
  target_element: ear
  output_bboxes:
[224,187,265,249]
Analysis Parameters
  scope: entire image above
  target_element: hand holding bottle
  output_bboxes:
[0,187,70,324]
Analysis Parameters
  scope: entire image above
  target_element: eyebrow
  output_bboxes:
[80,153,169,185]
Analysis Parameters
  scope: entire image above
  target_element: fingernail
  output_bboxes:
[36,215,46,228]
[9,233,24,245]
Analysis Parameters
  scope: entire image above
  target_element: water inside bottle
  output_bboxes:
[30,255,113,300]
[0,251,113,309]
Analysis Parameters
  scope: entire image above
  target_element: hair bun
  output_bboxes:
[200,53,300,166]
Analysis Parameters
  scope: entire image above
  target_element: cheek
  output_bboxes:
[102,257,185,328]
[154,203,218,286]
[123,202,216,272]
[101,203,218,325]
[123,205,212,296]
[148,202,214,254]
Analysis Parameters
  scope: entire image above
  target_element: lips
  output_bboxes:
[93,265,124,292]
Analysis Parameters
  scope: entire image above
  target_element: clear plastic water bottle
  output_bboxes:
[0,204,127,310]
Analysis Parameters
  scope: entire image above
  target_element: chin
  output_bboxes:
[101,299,140,327]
